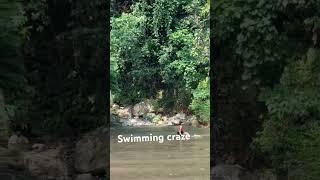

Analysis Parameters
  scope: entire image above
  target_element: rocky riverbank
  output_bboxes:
[0,99,206,180]
[0,127,108,180]
[111,100,203,127]
[212,164,277,180]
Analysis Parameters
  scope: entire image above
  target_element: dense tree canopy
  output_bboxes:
[23,0,107,133]
[0,0,108,136]
[0,1,27,141]
[214,0,320,178]
[111,0,210,122]
[0,1,25,92]
[2,0,320,178]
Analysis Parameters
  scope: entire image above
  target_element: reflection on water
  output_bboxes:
[110,126,210,180]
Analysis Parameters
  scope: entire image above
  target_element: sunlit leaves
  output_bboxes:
[111,0,209,116]
[190,78,210,123]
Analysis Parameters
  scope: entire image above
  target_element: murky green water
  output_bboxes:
[110,126,210,180]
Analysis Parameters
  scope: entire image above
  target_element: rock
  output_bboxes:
[119,118,134,126]
[225,155,235,165]
[132,100,154,117]
[191,118,200,127]
[8,134,30,151]
[184,115,193,125]
[102,127,108,133]
[242,172,259,180]
[175,113,186,120]
[119,118,153,127]
[212,164,258,180]
[168,113,186,125]
[145,112,156,120]
[0,146,24,170]
[112,104,119,110]
[76,173,97,180]
[32,143,47,152]
[110,115,123,127]
[157,120,164,125]
[75,129,106,174]
[23,148,68,180]
[212,164,244,180]
[116,107,131,118]
[257,169,276,180]
[161,116,168,122]
[0,146,8,153]
[110,104,120,115]
[157,107,164,113]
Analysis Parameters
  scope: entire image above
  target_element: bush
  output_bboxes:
[189,77,210,124]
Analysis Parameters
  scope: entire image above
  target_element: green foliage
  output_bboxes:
[152,0,175,36]
[111,9,152,104]
[189,77,210,123]
[212,0,320,84]
[158,0,209,110]
[160,28,206,89]
[214,0,320,176]
[111,0,210,115]
[21,0,108,133]
[0,1,26,91]
[152,115,162,123]
[255,48,320,177]
[0,1,33,135]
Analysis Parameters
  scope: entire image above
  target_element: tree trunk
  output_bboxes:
[110,91,113,106]
[0,88,9,147]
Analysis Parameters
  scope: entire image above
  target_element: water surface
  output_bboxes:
[110,126,210,180]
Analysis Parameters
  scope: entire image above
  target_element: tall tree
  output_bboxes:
[213,0,320,177]
[111,0,210,121]
[23,0,107,134]
[0,0,25,144]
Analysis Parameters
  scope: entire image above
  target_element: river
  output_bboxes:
[110,126,210,180]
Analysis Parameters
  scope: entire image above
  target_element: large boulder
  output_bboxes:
[212,164,258,180]
[8,134,30,151]
[115,107,131,118]
[168,113,186,125]
[110,104,120,115]
[23,148,68,180]
[110,115,122,127]
[256,169,277,180]
[191,118,200,127]
[212,164,244,180]
[75,128,107,174]
[132,100,154,117]
[0,146,24,170]
[31,143,47,152]
[0,146,8,154]
[174,112,186,120]
[75,173,97,180]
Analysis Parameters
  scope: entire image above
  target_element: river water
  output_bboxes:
[110,126,210,180]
